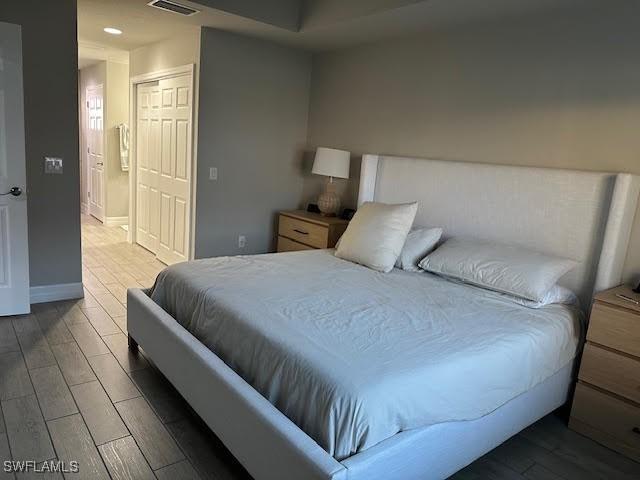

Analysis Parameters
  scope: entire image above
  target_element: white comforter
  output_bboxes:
[149,249,581,460]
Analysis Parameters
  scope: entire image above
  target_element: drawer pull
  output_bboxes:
[633,427,640,435]
[293,229,309,235]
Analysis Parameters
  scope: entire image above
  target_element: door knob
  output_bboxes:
[97,162,104,166]
[1,187,22,197]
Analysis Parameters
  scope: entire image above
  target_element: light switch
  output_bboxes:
[209,167,218,181]
[44,157,63,174]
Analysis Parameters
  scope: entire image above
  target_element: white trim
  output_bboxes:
[130,64,193,85]
[104,216,129,227]
[128,63,196,261]
[80,203,89,215]
[30,283,84,304]
[189,63,199,261]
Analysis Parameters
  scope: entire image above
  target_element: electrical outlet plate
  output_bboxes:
[44,157,63,174]
[209,167,218,180]
[238,235,246,248]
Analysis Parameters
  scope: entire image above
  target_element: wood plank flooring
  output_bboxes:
[0,214,638,479]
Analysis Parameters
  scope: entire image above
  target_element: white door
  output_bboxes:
[0,22,30,315]
[136,74,192,264]
[87,85,105,221]
[136,82,161,254]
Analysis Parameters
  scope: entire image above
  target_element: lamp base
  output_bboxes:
[317,182,341,217]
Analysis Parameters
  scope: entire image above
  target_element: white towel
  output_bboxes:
[117,124,130,172]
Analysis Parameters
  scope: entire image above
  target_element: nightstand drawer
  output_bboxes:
[588,302,640,357]
[277,236,315,253]
[579,343,640,404]
[279,215,328,248]
[571,383,640,461]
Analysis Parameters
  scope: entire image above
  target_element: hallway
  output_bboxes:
[81,214,160,309]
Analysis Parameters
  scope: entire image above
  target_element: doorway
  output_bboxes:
[86,84,105,221]
[130,65,195,265]
[79,58,130,227]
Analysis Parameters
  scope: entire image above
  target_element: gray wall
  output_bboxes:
[1,0,82,287]
[305,3,640,283]
[195,28,311,257]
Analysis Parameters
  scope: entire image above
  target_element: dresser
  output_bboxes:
[277,210,349,252]
[569,284,640,461]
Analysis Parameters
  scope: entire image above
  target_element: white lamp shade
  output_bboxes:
[312,147,350,179]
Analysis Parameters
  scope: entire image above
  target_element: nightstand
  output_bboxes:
[277,210,349,252]
[569,284,640,461]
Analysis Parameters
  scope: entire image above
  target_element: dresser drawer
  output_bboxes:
[278,215,328,248]
[588,302,640,357]
[579,343,640,404]
[570,383,640,461]
[277,236,315,253]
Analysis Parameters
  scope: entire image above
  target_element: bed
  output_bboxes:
[127,154,640,480]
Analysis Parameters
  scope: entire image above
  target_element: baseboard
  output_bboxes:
[30,282,84,304]
[104,216,129,227]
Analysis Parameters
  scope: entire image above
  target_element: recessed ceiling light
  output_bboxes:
[103,27,122,35]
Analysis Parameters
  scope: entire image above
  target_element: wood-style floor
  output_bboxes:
[0,215,639,479]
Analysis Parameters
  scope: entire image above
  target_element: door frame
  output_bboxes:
[128,64,197,260]
[86,83,106,222]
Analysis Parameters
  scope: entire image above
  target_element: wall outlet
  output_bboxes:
[238,235,246,248]
[209,167,218,180]
[44,157,63,174]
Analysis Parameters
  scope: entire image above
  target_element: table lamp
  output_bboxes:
[312,147,350,216]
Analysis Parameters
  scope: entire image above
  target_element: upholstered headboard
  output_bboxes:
[358,154,640,307]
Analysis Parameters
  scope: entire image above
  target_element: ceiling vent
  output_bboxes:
[147,0,200,16]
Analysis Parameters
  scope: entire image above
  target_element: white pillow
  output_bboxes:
[444,276,579,308]
[419,237,577,302]
[395,227,443,272]
[510,284,579,308]
[335,201,418,272]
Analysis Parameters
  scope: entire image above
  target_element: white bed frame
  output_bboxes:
[128,154,639,480]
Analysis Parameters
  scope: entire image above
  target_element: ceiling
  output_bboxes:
[291,0,608,50]
[78,0,610,66]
